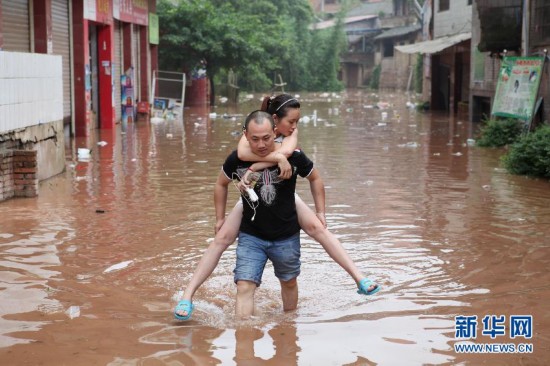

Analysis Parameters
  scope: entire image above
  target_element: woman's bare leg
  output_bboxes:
[175,201,243,317]
[295,197,377,291]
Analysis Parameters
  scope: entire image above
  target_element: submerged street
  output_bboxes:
[0,91,549,365]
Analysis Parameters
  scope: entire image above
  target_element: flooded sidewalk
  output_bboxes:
[0,91,549,365]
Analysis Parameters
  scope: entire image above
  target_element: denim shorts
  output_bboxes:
[234,232,301,285]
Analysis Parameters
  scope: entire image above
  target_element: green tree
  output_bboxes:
[159,0,281,104]
[158,0,345,103]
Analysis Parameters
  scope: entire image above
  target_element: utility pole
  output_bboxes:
[522,0,530,56]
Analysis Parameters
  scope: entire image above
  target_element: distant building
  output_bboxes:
[396,0,472,114]
[310,0,418,88]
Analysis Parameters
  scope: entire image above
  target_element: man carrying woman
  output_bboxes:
[174,95,379,320]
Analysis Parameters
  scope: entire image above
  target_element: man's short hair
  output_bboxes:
[244,110,275,131]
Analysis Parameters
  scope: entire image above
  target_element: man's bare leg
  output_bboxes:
[280,277,298,311]
[236,280,257,318]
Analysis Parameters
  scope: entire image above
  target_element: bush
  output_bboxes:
[476,118,523,147]
[502,125,550,178]
[369,64,381,90]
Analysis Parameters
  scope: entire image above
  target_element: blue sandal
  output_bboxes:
[174,299,194,321]
[357,278,380,296]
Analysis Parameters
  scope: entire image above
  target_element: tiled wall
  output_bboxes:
[0,51,63,133]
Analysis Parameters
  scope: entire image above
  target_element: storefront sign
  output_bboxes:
[84,0,113,24]
[113,0,148,25]
[492,56,544,120]
[149,13,159,45]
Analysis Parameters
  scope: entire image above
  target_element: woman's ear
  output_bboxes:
[272,114,278,124]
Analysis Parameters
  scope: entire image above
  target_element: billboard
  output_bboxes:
[491,56,544,120]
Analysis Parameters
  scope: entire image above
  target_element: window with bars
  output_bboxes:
[531,0,550,45]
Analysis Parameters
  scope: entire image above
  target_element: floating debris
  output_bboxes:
[66,306,80,319]
[104,260,134,273]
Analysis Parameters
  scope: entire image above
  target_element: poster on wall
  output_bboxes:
[491,56,544,120]
[113,0,149,25]
[149,13,159,45]
[84,0,112,24]
[121,68,135,123]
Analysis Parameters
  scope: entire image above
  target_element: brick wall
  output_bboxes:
[0,150,38,201]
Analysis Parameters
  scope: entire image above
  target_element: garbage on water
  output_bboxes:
[377,101,390,109]
[209,112,217,118]
[97,141,108,147]
[398,142,419,148]
[77,148,91,158]
[452,152,463,156]
[150,117,164,123]
[66,306,80,319]
[166,133,173,139]
[467,138,476,146]
[381,112,388,119]
[405,101,416,109]
[103,260,134,273]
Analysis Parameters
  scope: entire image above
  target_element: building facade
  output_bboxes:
[471,0,549,123]
[396,0,472,114]
[0,0,158,201]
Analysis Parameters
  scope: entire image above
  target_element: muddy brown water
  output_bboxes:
[0,91,549,365]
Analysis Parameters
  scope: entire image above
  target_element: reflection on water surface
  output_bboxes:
[0,91,549,365]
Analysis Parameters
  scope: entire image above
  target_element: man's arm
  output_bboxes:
[214,170,232,233]
[305,168,327,228]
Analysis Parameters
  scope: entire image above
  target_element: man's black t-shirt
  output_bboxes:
[222,149,314,241]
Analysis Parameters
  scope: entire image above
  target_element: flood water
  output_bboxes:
[0,91,549,365]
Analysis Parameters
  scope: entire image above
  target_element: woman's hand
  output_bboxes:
[316,212,327,228]
[276,153,292,179]
[241,169,253,185]
[236,179,249,194]
[215,218,225,234]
